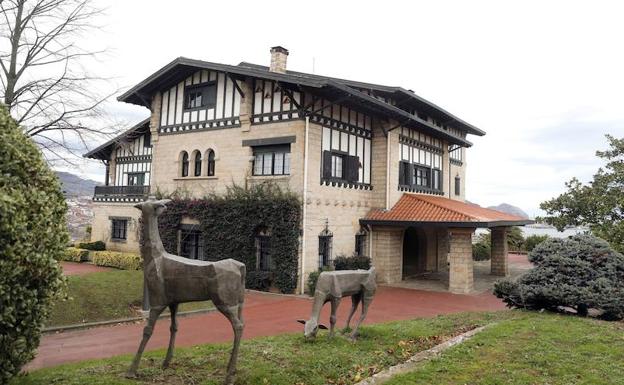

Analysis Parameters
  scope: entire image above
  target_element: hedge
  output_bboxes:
[90,251,142,270]
[157,183,301,293]
[334,254,371,270]
[61,247,89,262]
[77,240,106,251]
[0,106,68,383]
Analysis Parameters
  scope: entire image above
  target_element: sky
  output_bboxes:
[62,0,624,217]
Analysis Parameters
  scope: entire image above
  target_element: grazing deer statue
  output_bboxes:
[127,198,245,385]
[298,267,376,340]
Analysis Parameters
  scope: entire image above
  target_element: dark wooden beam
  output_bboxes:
[226,73,245,98]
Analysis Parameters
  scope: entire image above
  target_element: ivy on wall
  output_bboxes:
[156,183,302,293]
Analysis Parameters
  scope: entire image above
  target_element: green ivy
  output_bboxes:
[157,183,302,293]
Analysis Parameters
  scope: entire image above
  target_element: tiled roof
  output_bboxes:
[362,194,532,227]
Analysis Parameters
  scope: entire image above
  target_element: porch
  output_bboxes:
[361,194,533,294]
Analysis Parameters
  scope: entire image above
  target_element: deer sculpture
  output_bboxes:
[298,267,376,340]
[127,198,245,385]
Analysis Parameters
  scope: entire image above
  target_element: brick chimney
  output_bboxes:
[269,46,289,73]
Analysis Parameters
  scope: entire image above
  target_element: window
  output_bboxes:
[143,132,151,148]
[207,149,215,176]
[255,229,271,271]
[184,83,217,110]
[181,151,189,177]
[111,219,127,240]
[180,227,204,260]
[450,145,463,163]
[127,172,145,186]
[455,176,461,196]
[415,166,430,187]
[252,145,291,176]
[194,151,202,176]
[355,230,367,257]
[318,227,333,269]
[322,150,360,183]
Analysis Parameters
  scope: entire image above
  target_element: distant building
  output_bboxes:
[84,47,530,293]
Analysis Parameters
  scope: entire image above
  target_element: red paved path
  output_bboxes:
[61,262,111,276]
[29,286,505,370]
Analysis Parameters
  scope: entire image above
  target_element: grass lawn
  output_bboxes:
[385,311,624,385]
[22,310,624,385]
[48,269,213,327]
[14,311,510,385]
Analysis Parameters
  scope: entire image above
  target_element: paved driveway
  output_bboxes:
[29,286,505,370]
[61,262,111,276]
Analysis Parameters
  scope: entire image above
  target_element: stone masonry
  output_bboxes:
[490,227,509,276]
[448,228,474,294]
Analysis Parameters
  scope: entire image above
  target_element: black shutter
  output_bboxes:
[399,162,406,185]
[346,155,360,182]
[407,163,414,186]
[322,151,332,179]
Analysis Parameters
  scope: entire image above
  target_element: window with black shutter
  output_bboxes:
[322,150,360,183]
[255,228,272,271]
[355,230,367,257]
[252,144,291,176]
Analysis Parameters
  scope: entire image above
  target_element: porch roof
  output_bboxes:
[360,194,533,228]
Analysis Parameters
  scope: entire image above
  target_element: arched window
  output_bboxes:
[318,220,333,268]
[207,149,215,176]
[193,151,202,176]
[181,151,189,177]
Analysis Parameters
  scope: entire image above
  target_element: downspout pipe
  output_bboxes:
[300,116,310,295]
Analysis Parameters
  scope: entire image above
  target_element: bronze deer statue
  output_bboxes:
[127,198,245,385]
[298,267,376,340]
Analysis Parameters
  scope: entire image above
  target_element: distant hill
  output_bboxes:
[487,203,530,219]
[55,171,100,197]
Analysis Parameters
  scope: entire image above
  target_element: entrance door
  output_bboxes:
[402,227,426,279]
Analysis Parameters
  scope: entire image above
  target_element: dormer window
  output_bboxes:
[184,83,217,110]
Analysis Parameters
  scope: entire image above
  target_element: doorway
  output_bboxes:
[402,227,427,279]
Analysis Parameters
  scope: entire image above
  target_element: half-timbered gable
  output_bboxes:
[113,132,152,187]
[159,70,242,134]
[398,126,444,195]
[252,79,302,123]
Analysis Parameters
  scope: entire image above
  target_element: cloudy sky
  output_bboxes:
[66,0,624,217]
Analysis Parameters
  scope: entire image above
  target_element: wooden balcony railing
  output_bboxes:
[93,185,150,197]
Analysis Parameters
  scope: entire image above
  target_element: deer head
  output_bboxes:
[297,319,327,339]
[134,198,172,217]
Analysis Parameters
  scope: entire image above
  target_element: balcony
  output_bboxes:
[93,185,150,203]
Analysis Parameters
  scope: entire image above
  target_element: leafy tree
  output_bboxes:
[539,135,624,252]
[493,234,624,320]
[0,105,67,382]
[507,227,525,251]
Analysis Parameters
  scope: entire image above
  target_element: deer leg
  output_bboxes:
[126,305,166,377]
[218,304,244,385]
[162,303,179,369]
[344,294,361,331]
[329,297,340,338]
[350,295,373,341]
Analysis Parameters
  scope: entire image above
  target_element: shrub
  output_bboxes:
[91,251,142,270]
[157,184,301,293]
[333,253,371,270]
[246,271,271,291]
[472,242,491,261]
[0,106,68,383]
[507,227,526,251]
[61,247,89,262]
[524,234,549,252]
[77,240,106,251]
[494,234,624,320]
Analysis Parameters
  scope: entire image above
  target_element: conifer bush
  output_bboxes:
[494,234,624,319]
[0,106,67,382]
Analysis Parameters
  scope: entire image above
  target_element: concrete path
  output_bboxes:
[61,262,111,276]
[29,286,505,370]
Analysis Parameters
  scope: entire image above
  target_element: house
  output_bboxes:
[84,46,531,294]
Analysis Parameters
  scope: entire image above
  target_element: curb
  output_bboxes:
[354,324,491,385]
[43,307,217,334]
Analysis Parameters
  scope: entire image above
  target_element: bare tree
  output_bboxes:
[0,0,120,164]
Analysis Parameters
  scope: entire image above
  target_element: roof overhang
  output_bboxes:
[360,219,535,229]
[83,118,150,160]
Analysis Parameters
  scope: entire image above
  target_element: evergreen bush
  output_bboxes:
[493,234,624,319]
[524,234,549,252]
[61,247,89,262]
[0,106,67,382]
[246,271,271,291]
[472,242,491,261]
[90,251,142,270]
[333,253,371,270]
[77,240,106,251]
[157,183,301,293]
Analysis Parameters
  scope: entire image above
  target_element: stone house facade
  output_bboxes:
[85,46,530,293]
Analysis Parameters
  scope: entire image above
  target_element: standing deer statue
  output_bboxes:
[298,267,376,340]
[127,198,245,385]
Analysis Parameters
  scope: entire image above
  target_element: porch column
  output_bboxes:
[448,228,474,294]
[491,227,509,276]
[371,226,403,284]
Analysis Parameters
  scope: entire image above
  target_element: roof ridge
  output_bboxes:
[409,194,475,222]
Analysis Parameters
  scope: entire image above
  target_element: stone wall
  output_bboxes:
[90,203,141,253]
[448,228,474,293]
[370,226,403,283]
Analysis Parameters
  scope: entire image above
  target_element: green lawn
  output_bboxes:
[48,269,213,327]
[23,311,624,385]
[14,312,510,385]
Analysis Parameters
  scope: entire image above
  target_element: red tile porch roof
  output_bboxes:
[361,194,533,228]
